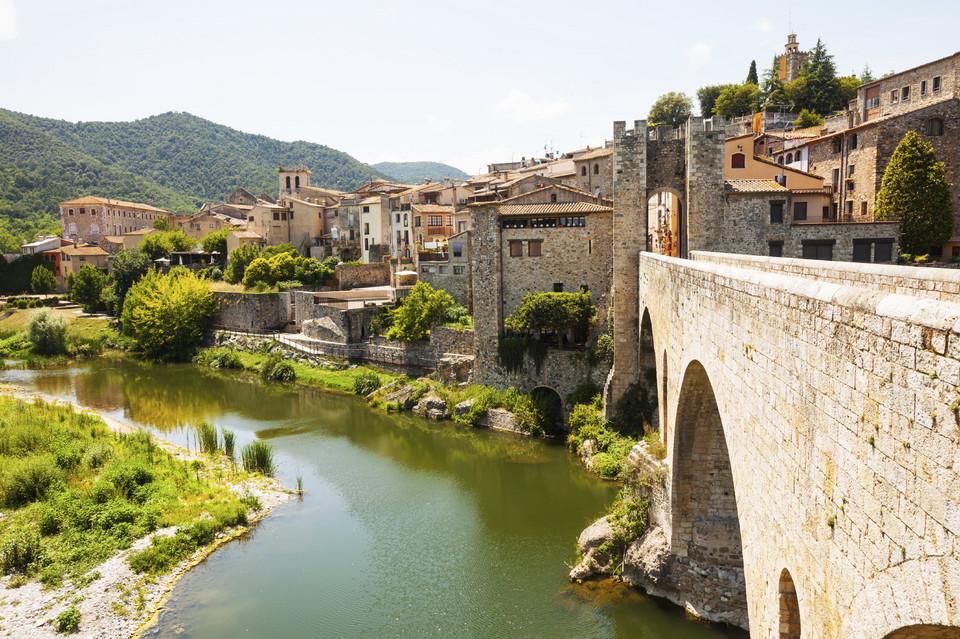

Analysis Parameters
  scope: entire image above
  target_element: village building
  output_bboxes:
[226,229,266,254]
[41,244,110,286]
[418,230,472,311]
[20,235,66,255]
[775,34,808,83]
[359,195,391,263]
[171,211,243,240]
[59,196,171,246]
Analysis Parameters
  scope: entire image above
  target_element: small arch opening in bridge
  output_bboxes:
[637,309,659,434]
[531,387,564,436]
[779,569,801,639]
[647,189,683,257]
[671,360,744,568]
[882,626,960,638]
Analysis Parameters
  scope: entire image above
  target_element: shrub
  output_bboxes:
[27,307,69,355]
[260,353,296,382]
[384,281,455,341]
[128,533,195,575]
[55,605,81,634]
[276,280,303,292]
[353,371,382,396]
[196,422,219,454]
[222,428,236,460]
[595,333,614,365]
[194,347,243,370]
[104,459,155,496]
[241,440,274,475]
[1,529,41,574]
[2,456,62,507]
[31,265,58,295]
[591,452,622,479]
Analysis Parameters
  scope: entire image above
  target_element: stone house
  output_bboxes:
[419,230,472,311]
[170,211,241,240]
[569,147,614,199]
[246,196,325,255]
[57,244,109,280]
[226,230,265,254]
[60,196,170,246]
[359,195,391,263]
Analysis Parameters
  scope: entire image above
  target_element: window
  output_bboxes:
[801,239,834,260]
[832,168,840,190]
[833,138,842,153]
[509,241,522,257]
[395,213,400,223]
[364,223,370,235]
[553,283,563,292]
[847,164,855,177]
[793,202,808,221]
[80,208,86,214]
[415,216,421,227]
[285,176,291,189]
[768,241,783,257]
[921,80,927,95]
[69,223,77,235]
[445,216,452,226]
[452,243,462,257]
[248,216,254,222]
[458,221,467,233]
[281,212,287,221]
[850,134,858,149]
[550,193,557,202]
[933,76,942,91]
[453,265,465,275]
[846,200,854,216]
[289,211,294,220]
[68,209,74,215]
[902,86,910,100]
[890,90,899,105]
[580,166,587,176]
[364,238,369,250]
[362,206,370,213]
[528,240,542,257]
[861,202,868,216]
[91,209,97,216]
[853,238,894,263]
[926,118,944,136]
[273,212,280,221]
[770,201,784,224]
[731,153,746,169]
[593,164,599,175]
[427,215,443,227]
[403,214,408,227]
[438,265,449,274]
[786,153,793,164]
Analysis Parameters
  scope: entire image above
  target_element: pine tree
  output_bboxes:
[798,39,841,115]
[760,55,785,110]
[875,131,954,256]
[746,60,759,85]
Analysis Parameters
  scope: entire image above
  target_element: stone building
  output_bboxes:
[170,211,242,240]
[419,230,472,311]
[60,196,171,246]
[278,167,311,200]
[775,33,808,82]
[570,147,613,199]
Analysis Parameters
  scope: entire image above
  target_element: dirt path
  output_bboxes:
[0,384,295,639]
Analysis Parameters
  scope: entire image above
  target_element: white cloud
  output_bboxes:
[491,90,573,125]
[0,0,18,40]
[747,17,773,33]
[426,114,454,132]
[685,42,711,67]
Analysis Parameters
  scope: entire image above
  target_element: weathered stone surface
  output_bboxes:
[453,399,474,418]
[413,395,449,420]
[477,408,529,436]
[569,516,613,580]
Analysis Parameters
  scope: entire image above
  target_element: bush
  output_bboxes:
[591,452,622,479]
[2,455,62,507]
[55,605,81,634]
[69,264,108,313]
[353,371,382,396]
[595,333,613,365]
[384,281,455,341]
[260,353,296,382]
[194,347,243,370]
[241,440,274,475]
[128,533,195,575]
[27,307,69,355]
[196,422,219,454]
[1,529,42,574]
[31,265,58,295]
[104,459,155,496]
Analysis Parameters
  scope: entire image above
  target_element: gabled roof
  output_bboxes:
[752,155,825,180]
[495,183,609,205]
[412,204,454,214]
[62,244,109,256]
[573,147,613,161]
[724,179,789,193]
[123,228,159,236]
[497,202,613,216]
[59,196,169,214]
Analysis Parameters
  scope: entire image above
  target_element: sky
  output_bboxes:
[1,0,958,177]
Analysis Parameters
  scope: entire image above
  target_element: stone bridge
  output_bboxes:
[627,251,960,639]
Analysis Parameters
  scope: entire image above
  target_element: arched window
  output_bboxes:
[593,163,599,175]
[731,153,746,169]
[581,166,587,176]
[295,176,300,188]
[786,152,794,164]
[927,118,945,136]
[777,156,784,165]
[285,176,291,189]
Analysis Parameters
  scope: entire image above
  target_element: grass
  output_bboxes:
[241,440,274,475]
[0,397,261,587]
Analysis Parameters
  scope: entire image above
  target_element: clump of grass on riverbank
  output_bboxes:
[567,394,641,480]
[0,397,255,588]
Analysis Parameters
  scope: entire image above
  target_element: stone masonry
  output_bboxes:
[636,250,960,637]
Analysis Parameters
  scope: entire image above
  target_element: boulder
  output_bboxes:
[414,395,449,420]
[569,516,614,580]
[623,525,671,586]
[453,399,475,418]
[478,408,529,436]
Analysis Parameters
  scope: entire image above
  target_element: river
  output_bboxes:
[0,358,747,639]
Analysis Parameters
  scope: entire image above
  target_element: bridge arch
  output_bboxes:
[530,386,564,436]
[647,187,684,257]
[882,627,960,638]
[670,359,744,568]
[778,568,801,639]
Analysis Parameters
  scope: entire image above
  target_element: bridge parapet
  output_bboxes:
[636,251,960,638]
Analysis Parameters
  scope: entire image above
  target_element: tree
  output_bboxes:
[384,281,454,341]
[797,38,841,115]
[200,228,230,260]
[153,217,171,232]
[875,131,954,256]
[110,248,152,316]
[27,307,68,355]
[860,65,876,84]
[504,291,596,347]
[838,75,860,108]
[647,92,693,128]
[760,55,786,110]
[792,109,824,129]
[224,244,260,284]
[713,83,761,118]
[746,60,759,85]
[242,257,274,290]
[166,229,196,252]
[70,264,107,313]
[121,267,216,359]
[31,265,58,295]
[139,233,169,262]
[696,85,734,118]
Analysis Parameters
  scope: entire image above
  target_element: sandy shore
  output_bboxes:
[0,384,295,639]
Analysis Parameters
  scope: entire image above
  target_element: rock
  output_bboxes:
[414,395,449,420]
[623,525,671,586]
[383,384,417,409]
[569,516,614,580]
[478,408,530,436]
[580,439,596,466]
[453,399,475,418]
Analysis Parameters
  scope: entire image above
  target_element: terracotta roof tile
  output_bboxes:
[62,245,109,256]
[724,179,789,193]
[497,202,612,216]
[58,196,169,214]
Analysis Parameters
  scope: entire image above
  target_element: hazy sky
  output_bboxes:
[1,0,957,176]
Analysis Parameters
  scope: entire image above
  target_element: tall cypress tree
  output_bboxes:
[798,39,841,114]
[875,131,954,255]
[746,60,759,85]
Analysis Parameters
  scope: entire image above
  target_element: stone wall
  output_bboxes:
[213,291,287,330]
[420,271,470,309]
[638,251,960,637]
[335,262,390,288]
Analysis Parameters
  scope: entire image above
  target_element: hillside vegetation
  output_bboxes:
[0,109,392,251]
[371,161,469,183]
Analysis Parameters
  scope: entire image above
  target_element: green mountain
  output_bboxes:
[0,109,392,251]
[371,161,470,184]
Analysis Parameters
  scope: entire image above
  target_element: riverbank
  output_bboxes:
[0,385,293,639]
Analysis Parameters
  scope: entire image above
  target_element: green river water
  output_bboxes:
[0,358,747,639]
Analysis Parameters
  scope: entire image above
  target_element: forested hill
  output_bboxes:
[371,161,470,183]
[0,109,392,250]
